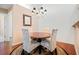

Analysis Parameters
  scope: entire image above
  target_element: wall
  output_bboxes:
[10,4,79,45]
[32,4,78,44]
[11,5,33,45]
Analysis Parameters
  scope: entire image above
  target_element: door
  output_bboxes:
[0,13,13,54]
[0,14,5,42]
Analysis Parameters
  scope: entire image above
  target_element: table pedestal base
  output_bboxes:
[21,49,31,55]
[21,45,57,55]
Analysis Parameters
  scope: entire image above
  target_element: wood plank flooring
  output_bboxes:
[57,42,76,55]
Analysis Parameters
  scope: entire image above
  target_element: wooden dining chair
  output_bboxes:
[22,29,40,55]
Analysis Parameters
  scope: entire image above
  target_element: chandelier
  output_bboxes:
[32,6,47,15]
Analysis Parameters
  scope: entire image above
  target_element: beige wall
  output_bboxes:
[11,5,33,45]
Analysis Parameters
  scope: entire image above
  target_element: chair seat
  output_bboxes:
[41,38,51,51]
[30,42,40,52]
[41,38,56,52]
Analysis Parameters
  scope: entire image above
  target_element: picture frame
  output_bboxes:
[23,14,32,26]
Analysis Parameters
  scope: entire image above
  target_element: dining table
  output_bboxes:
[30,32,50,54]
[31,32,50,42]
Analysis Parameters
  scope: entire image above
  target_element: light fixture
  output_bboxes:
[32,6,47,15]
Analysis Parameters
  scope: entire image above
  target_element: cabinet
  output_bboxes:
[73,21,79,54]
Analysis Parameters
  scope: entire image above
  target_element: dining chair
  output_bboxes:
[22,29,39,54]
[50,29,58,52]
[41,29,58,54]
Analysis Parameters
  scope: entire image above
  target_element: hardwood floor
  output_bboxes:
[0,41,11,55]
[0,41,76,55]
[57,42,76,55]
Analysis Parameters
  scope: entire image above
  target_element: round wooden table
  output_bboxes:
[31,32,50,42]
[31,32,50,54]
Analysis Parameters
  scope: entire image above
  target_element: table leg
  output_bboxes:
[37,39,42,54]
[38,45,41,54]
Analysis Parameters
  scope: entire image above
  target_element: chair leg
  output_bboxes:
[55,48,57,55]
[51,48,57,55]
[31,46,39,54]
[21,49,31,55]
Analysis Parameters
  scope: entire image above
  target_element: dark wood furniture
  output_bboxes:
[31,32,50,54]
[31,32,50,42]
[31,32,50,39]
[73,21,79,28]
